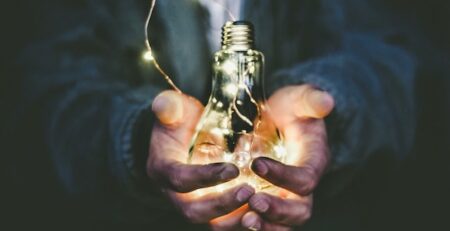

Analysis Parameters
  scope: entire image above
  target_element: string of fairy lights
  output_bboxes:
[144,0,262,146]
[143,0,181,93]
[143,0,236,93]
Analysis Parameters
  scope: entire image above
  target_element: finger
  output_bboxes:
[282,119,329,168]
[268,85,334,124]
[148,90,205,165]
[149,161,239,193]
[251,157,318,196]
[152,90,184,125]
[254,119,329,195]
[150,90,204,161]
[152,90,204,128]
[171,184,255,224]
[209,204,249,231]
[242,211,292,231]
[249,192,312,226]
[294,85,334,119]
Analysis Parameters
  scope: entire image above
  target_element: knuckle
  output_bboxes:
[169,170,188,192]
[197,166,218,186]
[297,168,317,195]
[290,205,312,226]
[214,195,233,213]
[299,180,315,195]
[267,160,287,179]
[146,164,155,180]
[208,224,223,231]
[146,161,161,182]
[300,206,312,221]
[181,205,202,224]
[269,205,285,221]
[214,202,229,214]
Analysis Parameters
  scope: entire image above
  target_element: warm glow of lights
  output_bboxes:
[243,142,251,152]
[210,205,249,226]
[285,141,302,164]
[247,176,258,190]
[273,143,287,160]
[210,128,223,136]
[216,184,225,193]
[223,152,233,162]
[222,128,231,135]
[219,117,229,128]
[223,83,239,96]
[142,50,154,61]
[248,63,256,74]
[216,101,223,108]
[222,60,237,75]
[234,151,251,168]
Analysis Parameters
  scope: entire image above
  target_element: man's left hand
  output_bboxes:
[241,85,334,230]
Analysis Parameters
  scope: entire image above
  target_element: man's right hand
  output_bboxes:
[147,90,255,227]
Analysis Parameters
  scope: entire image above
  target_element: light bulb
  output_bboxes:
[188,21,285,192]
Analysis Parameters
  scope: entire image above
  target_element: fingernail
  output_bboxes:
[219,165,239,180]
[236,185,255,203]
[243,213,261,230]
[251,196,269,213]
[152,94,169,113]
[252,159,268,176]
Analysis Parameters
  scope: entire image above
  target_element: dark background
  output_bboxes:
[1,0,450,230]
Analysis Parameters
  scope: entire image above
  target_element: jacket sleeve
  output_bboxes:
[18,0,169,216]
[266,0,417,196]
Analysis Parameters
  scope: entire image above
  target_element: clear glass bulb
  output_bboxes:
[188,21,285,192]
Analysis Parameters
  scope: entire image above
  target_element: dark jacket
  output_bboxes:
[6,0,438,230]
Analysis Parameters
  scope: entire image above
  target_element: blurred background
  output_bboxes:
[1,0,449,230]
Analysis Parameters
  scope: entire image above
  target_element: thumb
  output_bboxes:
[268,85,334,129]
[152,90,185,126]
[294,85,334,119]
[151,90,204,149]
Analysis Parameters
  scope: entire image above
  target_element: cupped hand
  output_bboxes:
[147,90,255,227]
[242,85,335,230]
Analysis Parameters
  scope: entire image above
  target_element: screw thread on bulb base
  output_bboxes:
[221,21,254,51]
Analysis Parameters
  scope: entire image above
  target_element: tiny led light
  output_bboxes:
[224,83,239,96]
[216,101,224,108]
[274,143,287,160]
[143,50,154,61]
[222,60,237,75]
[210,128,223,136]
[188,21,285,193]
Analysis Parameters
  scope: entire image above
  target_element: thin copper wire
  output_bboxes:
[144,0,237,93]
[232,94,253,126]
[145,0,182,93]
[243,69,263,153]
